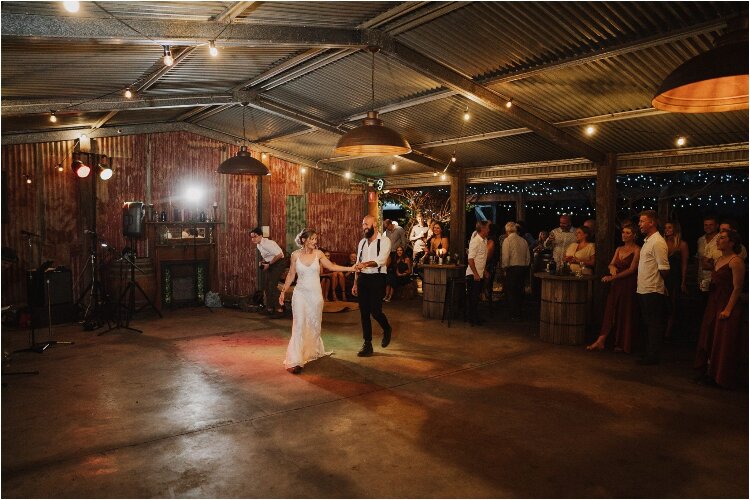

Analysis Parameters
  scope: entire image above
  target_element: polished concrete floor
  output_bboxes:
[2,298,747,498]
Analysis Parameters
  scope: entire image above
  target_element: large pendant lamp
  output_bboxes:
[652,21,748,113]
[217,104,269,175]
[335,47,411,156]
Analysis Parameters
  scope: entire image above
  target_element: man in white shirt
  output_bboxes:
[544,214,577,263]
[466,221,490,326]
[352,215,392,357]
[249,227,285,316]
[409,212,430,265]
[696,215,721,291]
[636,211,670,365]
[501,222,531,321]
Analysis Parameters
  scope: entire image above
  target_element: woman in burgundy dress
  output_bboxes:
[587,226,640,352]
[695,230,746,388]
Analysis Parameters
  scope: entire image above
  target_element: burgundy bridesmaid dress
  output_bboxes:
[599,252,638,353]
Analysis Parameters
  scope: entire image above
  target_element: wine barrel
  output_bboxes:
[422,265,465,320]
[536,273,595,345]
[107,257,157,308]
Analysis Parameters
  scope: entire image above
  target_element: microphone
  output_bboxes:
[84,229,98,236]
[20,230,40,237]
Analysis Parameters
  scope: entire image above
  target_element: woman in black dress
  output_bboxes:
[385,246,412,302]
[664,221,688,339]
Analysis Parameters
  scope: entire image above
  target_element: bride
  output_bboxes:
[279,228,360,374]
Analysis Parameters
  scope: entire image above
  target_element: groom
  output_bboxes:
[352,215,392,357]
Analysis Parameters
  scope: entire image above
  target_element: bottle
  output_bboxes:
[547,259,556,274]
[159,210,167,222]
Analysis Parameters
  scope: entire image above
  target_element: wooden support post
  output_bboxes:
[515,193,526,222]
[367,188,378,219]
[449,168,466,259]
[593,153,617,330]
[657,186,670,225]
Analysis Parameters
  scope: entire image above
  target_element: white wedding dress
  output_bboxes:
[284,251,332,368]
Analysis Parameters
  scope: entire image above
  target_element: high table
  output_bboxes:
[534,272,598,345]
[422,264,466,319]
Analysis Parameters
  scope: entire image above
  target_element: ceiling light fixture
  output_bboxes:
[162,45,174,66]
[63,1,80,13]
[676,136,687,147]
[98,159,113,180]
[50,111,58,123]
[209,41,218,57]
[585,125,596,136]
[124,88,133,99]
[217,104,269,175]
[652,18,748,113]
[463,107,470,121]
[334,47,411,156]
[505,100,513,109]
[71,160,91,178]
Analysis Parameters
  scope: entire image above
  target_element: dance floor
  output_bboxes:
[2,298,747,498]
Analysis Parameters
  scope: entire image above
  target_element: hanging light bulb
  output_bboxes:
[344,171,352,179]
[300,167,307,174]
[505,100,513,108]
[56,163,64,173]
[209,41,218,57]
[391,162,397,171]
[261,152,267,160]
[63,1,80,13]
[217,104,269,175]
[124,88,133,99]
[24,175,32,185]
[585,125,596,136]
[49,111,58,123]
[433,172,438,177]
[440,173,447,181]
[162,45,174,66]
[451,154,457,163]
[463,107,470,121]
[676,136,687,147]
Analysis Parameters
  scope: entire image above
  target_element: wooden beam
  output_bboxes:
[449,169,466,258]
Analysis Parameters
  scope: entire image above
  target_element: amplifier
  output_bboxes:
[26,268,74,325]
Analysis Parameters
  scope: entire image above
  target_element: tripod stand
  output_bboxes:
[75,232,108,328]
[100,247,162,335]
[14,271,74,354]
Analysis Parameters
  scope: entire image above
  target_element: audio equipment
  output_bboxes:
[122,201,146,238]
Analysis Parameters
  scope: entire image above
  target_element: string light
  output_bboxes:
[440,173,447,181]
[124,88,133,99]
[585,125,596,136]
[463,107,470,121]
[49,111,58,123]
[24,174,32,185]
[344,171,352,179]
[63,1,80,13]
[56,163,64,173]
[162,45,174,66]
[209,41,218,57]
[300,167,307,174]
[451,154,457,163]
[676,136,687,147]
[433,172,438,177]
[261,152,267,160]
[391,162,397,171]
[505,100,512,109]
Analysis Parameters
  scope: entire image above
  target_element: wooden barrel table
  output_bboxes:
[422,264,466,319]
[535,272,597,345]
[107,257,157,307]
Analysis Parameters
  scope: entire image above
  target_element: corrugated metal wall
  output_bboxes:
[2,132,362,305]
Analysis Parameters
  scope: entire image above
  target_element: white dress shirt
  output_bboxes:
[409,224,429,254]
[502,232,531,268]
[637,231,670,295]
[544,227,578,263]
[257,237,283,263]
[696,234,721,283]
[466,232,488,277]
[356,233,391,274]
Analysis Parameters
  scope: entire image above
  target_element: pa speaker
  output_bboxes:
[26,268,74,326]
[123,201,145,238]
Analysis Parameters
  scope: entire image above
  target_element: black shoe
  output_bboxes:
[637,356,659,366]
[290,366,302,374]
[357,342,373,357]
[381,327,392,348]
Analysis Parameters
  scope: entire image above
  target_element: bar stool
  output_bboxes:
[442,276,467,327]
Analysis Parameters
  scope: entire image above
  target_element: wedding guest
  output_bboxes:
[483,223,500,302]
[664,221,689,339]
[501,222,530,321]
[694,230,746,388]
[427,221,450,258]
[466,221,490,326]
[587,226,641,352]
[696,215,721,295]
[544,214,577,263]
[719,219,747,260]
[384,219,407,258]
[409,212,430,265]
[320,250,346,302]
[385,245,412,302]
[564,226,595,274]
[636,210,670,365]
[249,227,285,316]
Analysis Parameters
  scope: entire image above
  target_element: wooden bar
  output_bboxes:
[422,264,465,319]
[535,272,597,345]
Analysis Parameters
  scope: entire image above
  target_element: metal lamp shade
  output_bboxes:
[217,146,269,175]
[652,37,748,113]
[335,111,411,156]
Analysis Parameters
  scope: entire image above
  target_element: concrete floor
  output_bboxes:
[2,298,747,498]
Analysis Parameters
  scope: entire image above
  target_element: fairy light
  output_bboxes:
[124,88,133,99]
[209,41,218,57]
[49,111,58,123]
[585,125,596,136]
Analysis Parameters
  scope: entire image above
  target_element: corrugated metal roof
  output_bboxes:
[106,108,188,126]
[235,1,397,27]
[266,50,441,122]
[1,1,233,20]
[1,112,109,133]
[196,105,304,141]
[268,129,340,161]
[321,155,430,178]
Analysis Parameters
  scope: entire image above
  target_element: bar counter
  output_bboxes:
[422,264,466,319]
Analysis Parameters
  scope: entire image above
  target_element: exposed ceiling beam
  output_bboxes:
[213,1,257,22]
[387,41,608,164]
[90,111,119,130]
[413,108,667,148]
[1,13,370,48]
[1,92,257,116]
[385,2,468,36]
[0,122,186,145]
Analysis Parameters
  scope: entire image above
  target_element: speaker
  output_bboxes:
[123,201,146,238]
[26,268,74,326]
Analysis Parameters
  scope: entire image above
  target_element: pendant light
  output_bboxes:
[652,19,748,113]
[335,47,411,156]
[217,104,269,175]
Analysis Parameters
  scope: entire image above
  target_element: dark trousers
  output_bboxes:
[265,260,285,310]
[505,266,527,319]
[467,277,484,322]
[639,292,667,359]
[357,273,390,343]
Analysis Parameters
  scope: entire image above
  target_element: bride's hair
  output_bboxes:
[294,228,317,248]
